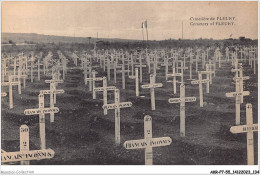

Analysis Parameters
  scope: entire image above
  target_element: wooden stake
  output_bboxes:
[20,125,30,165]
[39,93,46,149]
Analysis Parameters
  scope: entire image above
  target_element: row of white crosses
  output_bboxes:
[23,73,64,150]
[1,51,58,109]
[226,60,250,125]
[1,54,28,108]
[1,124,55,164]
[82,48,214,111]
[225,57,258,165]
[24,93,59,149]
[84,57,135,143]
[2,51,67,165]
[69,47,256,153]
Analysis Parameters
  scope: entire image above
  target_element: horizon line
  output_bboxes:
[2,32,258,41]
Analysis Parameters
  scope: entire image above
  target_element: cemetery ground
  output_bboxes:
[1,55,258,165]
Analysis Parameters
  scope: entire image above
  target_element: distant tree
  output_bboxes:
[9,40,14,44]
[239,36,245,42]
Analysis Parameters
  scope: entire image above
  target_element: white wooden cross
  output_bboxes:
[94,77,116,115]
[126,53,131,76]
[19,54,26,76]
[204,64,214,84]
[11,73,22,95]
[102,89,132,144]
[118,56,130,89]
[38,93,46,149]
[249,50,254,67]
[135,54,147,83]
[130,54,135,77]
[11,68,27,89]
[230,103,258,165]
[24,93,60,122]
[189,51,194,80]
[1,76,20,109]
[191,72,209,107]
[129,68,140,96]
[199,64,214,93]
[20,125,29,165]
[249,50,257,74]
[48,72,63,103]
[84,65,92,87]
[106,57,111,81]
[226,47,230,61]
[142,74,163,110]
[30,55,35,83]
[195,54,199,72]
[168,84,196,136]
[146,53,151,73]
[72,52,79,66]
[152,54,158,76]
[13,57,17,76]
[40,84,64,123]
[86,70,103,99]
[113,61,122,83]
[177,61,188,83]
[215,48,222,68]
[124,115,172,165]
[37,53,43,81]
[201,52,206,69]
[1,125,55,164]
[167,62,182,94]
[234,67,250,104]
[161,56,170,80]
[1,58,7,82]
[208,60,216,77]
[226,88,250,125]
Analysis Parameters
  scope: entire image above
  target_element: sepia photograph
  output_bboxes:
[1,1,259,174]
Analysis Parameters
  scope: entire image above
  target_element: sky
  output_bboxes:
[2,1,258,40]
